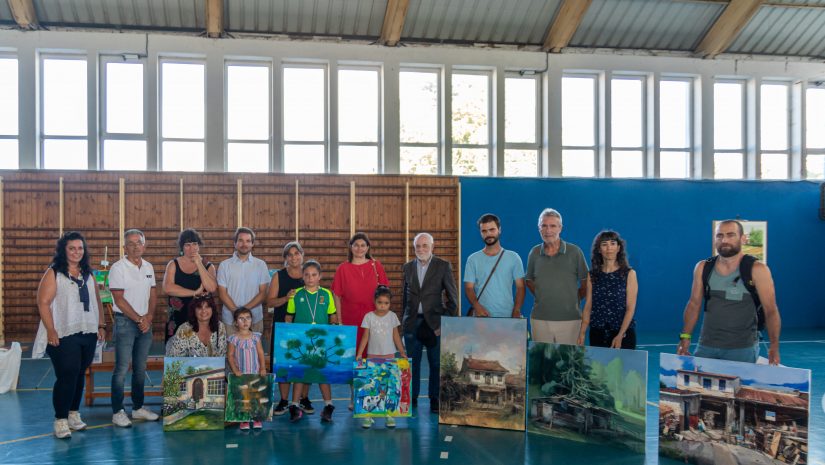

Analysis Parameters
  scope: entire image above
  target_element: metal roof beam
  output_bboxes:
[7,0,39,29]
[379,0,410,46]
[695,0,763,58]
[206,0,224,38]
[543,0,592,53]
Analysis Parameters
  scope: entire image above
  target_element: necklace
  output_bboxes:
[307,290,320,324]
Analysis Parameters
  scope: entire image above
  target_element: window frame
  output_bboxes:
[758,80,792,180]
[399,66,442,175]
[100,55,149,170]
[450,68,493,176]
[609,73,647,178]
[281,62,329,174]
[337,64,383,174]
[39,52,89,170]
[712,78,747,179]
[657,76,694,179]
[224,59,273,173]
[504,73,541,177]
[0,52,19,169]
[561,72,599,178]
[158,57,207,172]
[804,83,825,179]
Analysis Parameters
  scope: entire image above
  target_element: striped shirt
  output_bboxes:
[228,332,262,374]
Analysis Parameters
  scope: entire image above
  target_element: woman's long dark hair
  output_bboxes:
[50,231,93,279]
[187,295,221,333]
[347,232,373,262]
[590,230,630,282]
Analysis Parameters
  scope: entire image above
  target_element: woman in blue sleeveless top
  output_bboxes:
[577,230,638,349]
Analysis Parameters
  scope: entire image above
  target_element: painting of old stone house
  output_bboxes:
[438,317,527,431]
[527,343,647,454]
[659,353,810,464]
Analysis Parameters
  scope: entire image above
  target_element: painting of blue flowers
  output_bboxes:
[273,323,357,384]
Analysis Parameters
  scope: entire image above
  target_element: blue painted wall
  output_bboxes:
[459,177,825,331]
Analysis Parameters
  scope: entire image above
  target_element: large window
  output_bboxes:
[101,58,147,170]
[160,60,205,172]
[561,75,597,177]
[41,55,88,170]
[226,62,271,173]
[283,65,326,173]
[713,81,745,179]
[610,76,645,178]
[806,86,825,179]
[452,71,491,176]
[399,69,440,175]
[0,56,18,169]
[760,82,790,179]
[504,75,540,177]
[659,79,692,179]
[338,67,380,174]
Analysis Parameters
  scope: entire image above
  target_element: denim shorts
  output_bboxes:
[694,342,760,363]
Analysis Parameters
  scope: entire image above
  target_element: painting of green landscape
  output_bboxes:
[527,343,647,453]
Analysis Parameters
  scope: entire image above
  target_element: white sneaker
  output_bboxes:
[67,411,87,431]
[112,409,132,428]
[131,407,159,422]
[54,419,72,439]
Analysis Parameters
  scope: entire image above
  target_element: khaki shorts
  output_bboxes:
[530,318,581,345]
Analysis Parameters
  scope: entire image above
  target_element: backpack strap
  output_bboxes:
[738,254,765,330]
[701,256,718,312]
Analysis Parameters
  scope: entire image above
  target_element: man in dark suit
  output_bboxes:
[401,232,459,413]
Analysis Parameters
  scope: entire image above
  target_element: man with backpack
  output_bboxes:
[677,220,781,364]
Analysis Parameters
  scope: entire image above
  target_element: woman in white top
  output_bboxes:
[36,232,106,439]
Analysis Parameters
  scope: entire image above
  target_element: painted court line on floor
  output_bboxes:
[444,435,453,442]
[439,452,449,459]
[0,423,114,446]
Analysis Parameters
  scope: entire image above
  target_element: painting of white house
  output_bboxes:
[162,357,226,431]
[659,353,810,464]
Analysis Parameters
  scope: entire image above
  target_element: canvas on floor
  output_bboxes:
[225,374,276,422]
[438,316,528,431]
[162,357,226,431]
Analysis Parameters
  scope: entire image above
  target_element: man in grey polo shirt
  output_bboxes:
[218,227,271,337]
[525,208,589,344]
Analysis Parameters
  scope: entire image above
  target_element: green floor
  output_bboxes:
[2,330,823,465]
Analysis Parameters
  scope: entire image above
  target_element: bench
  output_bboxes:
[84,356,165,406]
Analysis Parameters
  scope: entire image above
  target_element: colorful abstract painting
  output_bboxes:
[225,374,276,422]
[659,353,810,464]
[273,323,357,384]
[162,357,226,431]
[438,316,528,431]
[353,358,412,418]
[527,343,647,453]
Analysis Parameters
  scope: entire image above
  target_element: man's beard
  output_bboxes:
[484,236,499,246]
[716,244,741,258]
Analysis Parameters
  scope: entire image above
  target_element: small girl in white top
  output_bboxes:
[356,286,407,429]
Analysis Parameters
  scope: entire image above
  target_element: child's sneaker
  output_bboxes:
[289,405,303,423]
[321,404,335,423]
[239,422,251,431]
[299,397,315,414]
[252,420,263,429]
[360,417,374,429]
[386,416,396,428]
[67,411,87,431]
[273,399,289,416]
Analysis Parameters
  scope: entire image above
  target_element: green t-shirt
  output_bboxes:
[286,287,337,324]
[525,240,589,321]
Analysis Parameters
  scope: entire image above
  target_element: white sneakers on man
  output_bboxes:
[112,409,132,428]
[67,411,87,430]
[131,408,159,421]
[54,419,72,439]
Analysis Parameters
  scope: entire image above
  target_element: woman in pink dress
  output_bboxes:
[332,232,390,349]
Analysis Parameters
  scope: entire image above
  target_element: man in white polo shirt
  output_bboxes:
[218,227,271,337]
[109,229,159,427]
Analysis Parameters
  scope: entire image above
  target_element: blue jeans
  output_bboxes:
[403,316,440,403]
[111,314,153,413]
[694,342,759,363]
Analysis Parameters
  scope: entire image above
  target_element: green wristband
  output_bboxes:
[679,333,692,340]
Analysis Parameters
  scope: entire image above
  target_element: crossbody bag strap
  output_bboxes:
[477,249,506,301]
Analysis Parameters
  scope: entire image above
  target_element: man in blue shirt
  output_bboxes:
[464,213,525,318]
